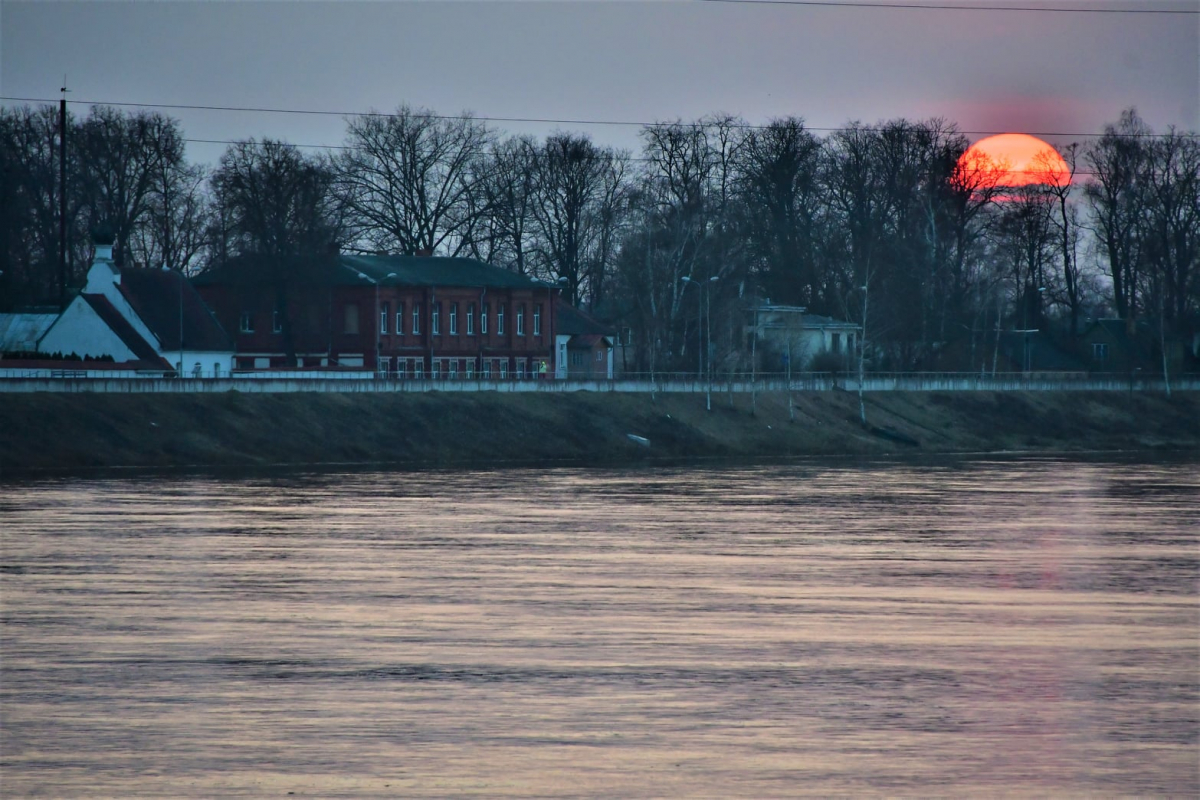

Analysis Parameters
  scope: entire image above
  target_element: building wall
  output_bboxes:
[203,282,559,374]
[566,342,613,380]
[169,351,235,378]
[757,327,858,370]
[38,301,139,361]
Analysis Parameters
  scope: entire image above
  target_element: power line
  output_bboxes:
[695,0,1196,13]
[2,95,1188,139]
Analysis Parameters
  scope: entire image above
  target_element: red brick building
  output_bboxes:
[194,253,559,378]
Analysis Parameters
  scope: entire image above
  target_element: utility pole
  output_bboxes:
[58,80,69,310]
[683,276,718,411]
[858,284,868,428]
[750,306,758,417]
[176,268,183,375]
[705,276,717,412]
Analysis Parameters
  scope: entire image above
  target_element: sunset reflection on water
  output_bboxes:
[2,458,1197,796]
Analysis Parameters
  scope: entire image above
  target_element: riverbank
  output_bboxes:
[2,389,1197,477]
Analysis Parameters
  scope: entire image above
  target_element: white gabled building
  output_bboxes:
[749,304,861,371]
[37,239,235,376]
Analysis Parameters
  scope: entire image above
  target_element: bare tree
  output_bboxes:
[471,134,539,273]
[0,104,94,306]
[129,155,210,275]
[1085,109,1151,320]
[1031,144,1087,335]
[209,138,342,363]
[636,119,736,367]
[75,107,188,268]
[337,106,493,256]
[1139,129,1200,324]
[736,116,823,307]
[526,132,630,305]
[1,105,67,306]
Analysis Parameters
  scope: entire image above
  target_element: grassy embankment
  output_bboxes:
[1,389,1197,476]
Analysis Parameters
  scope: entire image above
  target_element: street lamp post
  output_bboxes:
[858,284,868,428]
[682,277,703,391]
[356,270,396,377]
[705,276,717,411]
[379,272,397,377]
[682,276,718,411]
[1021,286,1047,375]
[163,264,183,376]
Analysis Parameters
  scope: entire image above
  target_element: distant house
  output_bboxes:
[748,304,861,371]
[1076,318,1195,375]
[993,330,1086,373]
[554,301,616,380]
[37,240,235,376]
[193,252,560,379]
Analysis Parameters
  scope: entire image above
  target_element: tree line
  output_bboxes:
[2,103,1196,372]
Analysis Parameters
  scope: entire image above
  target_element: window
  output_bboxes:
[499,360,508,379]
[448,359,458,379]
[466,359,475,378]
[239,312,255,333]
[516,358,527,379]
[432,360,441,379]
[380,302,390,334]
[1092,342,1109,362]
[450,303,458,335]
[213,363,221,378]
[597,349,604,362]
[396,303,405,336]
[272,311,282,334]
[533,304,542,336]
[572,352,582,366]
[832,333,840,353]
[377,356,390,373]
[481,303,489,334]
[413,361,423,380]
[467,303,475,335]
[412,305,420,335]
[432,302,441,335]
[497,304,505,335]
[343,304,359,334]
[396,359,408,379]
[517,304,526,336]
[483,360,492,379]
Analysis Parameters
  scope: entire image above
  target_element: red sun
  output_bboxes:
[958,133,1070,188]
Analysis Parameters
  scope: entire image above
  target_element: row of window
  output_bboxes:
[240,311,281,334]
[379,357,549,380]
[569,350,607,366]
[376,301,542,338]
[239,304,544,337]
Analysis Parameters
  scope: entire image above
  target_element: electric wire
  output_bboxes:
[1,96,1189,140]
[694,0,1196,13]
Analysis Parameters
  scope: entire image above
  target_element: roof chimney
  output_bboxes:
[85,226,121,292]
[91,223,116,266]
[415,248,433,258]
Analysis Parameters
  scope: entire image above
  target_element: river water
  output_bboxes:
[2,457,1197,797]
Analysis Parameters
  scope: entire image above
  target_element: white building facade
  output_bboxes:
[37,241,234,376]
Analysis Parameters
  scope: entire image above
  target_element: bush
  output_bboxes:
[808,349,854,373]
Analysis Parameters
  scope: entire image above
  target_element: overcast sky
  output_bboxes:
[2,0,1197,165]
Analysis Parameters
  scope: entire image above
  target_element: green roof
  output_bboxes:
[194,253,554,291]
[338,255,553,290]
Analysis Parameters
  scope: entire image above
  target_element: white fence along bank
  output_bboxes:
[1,372,1196,394]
